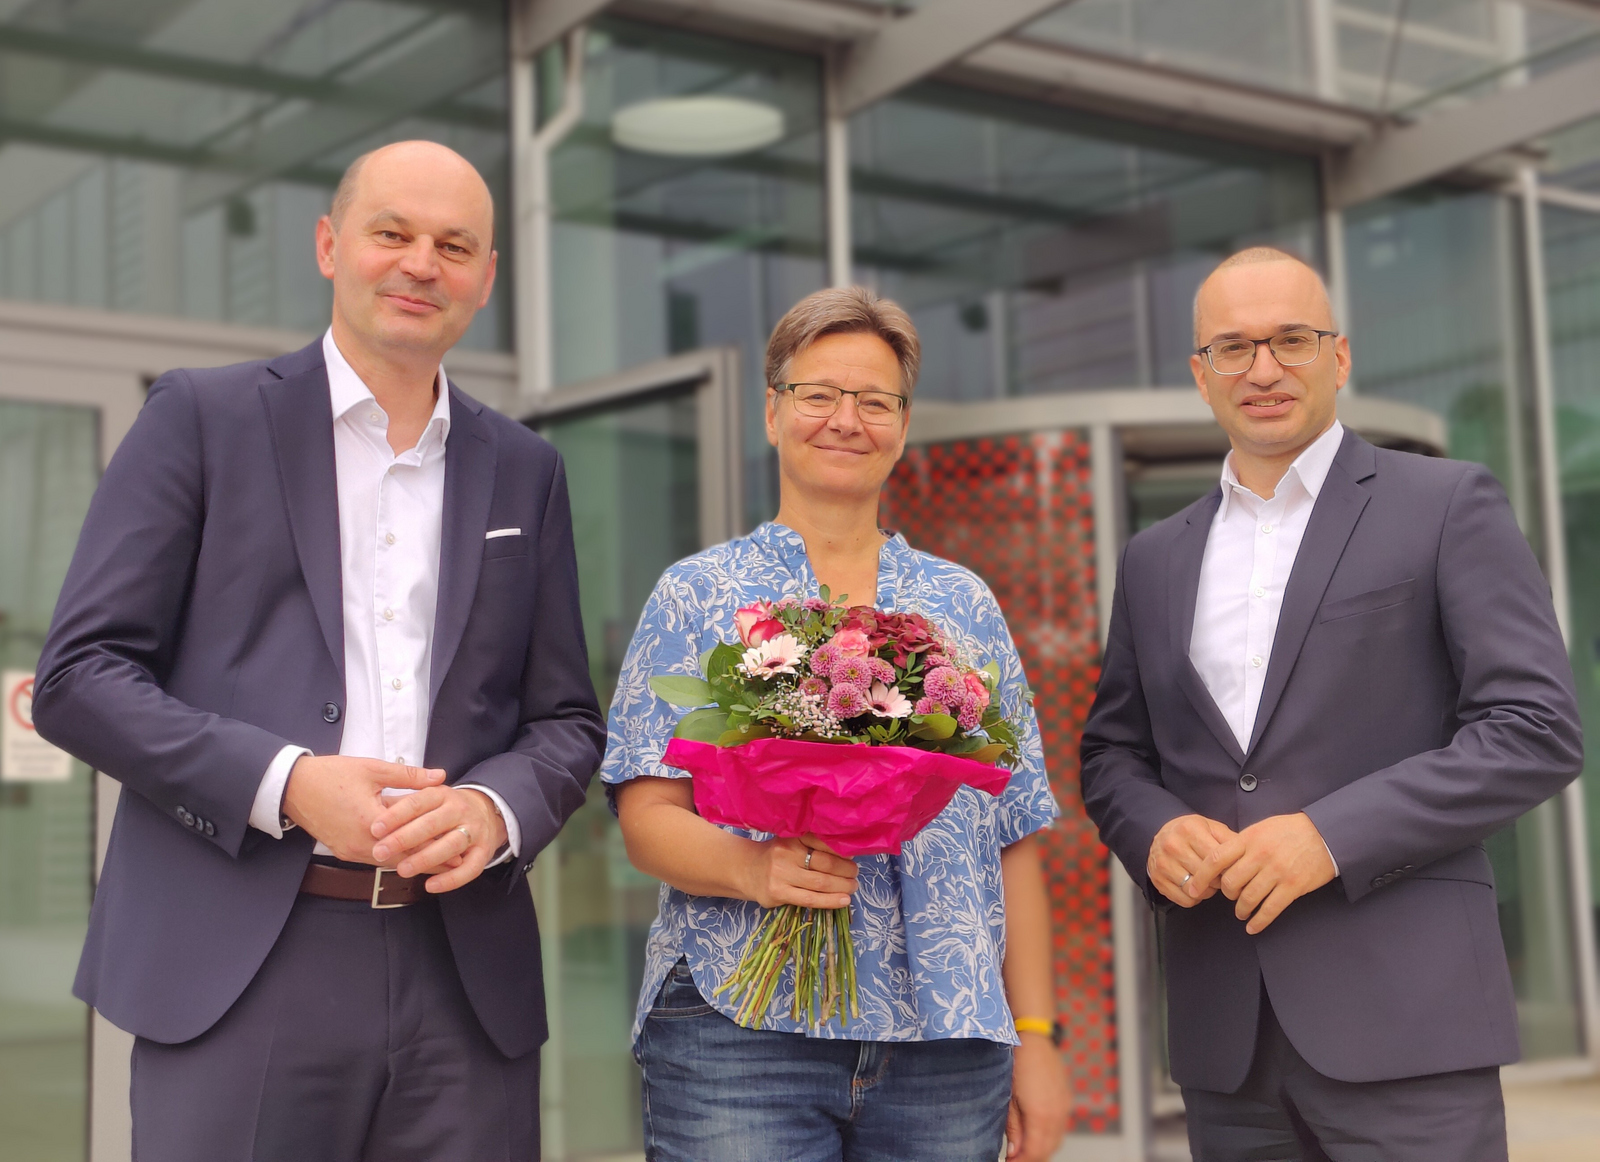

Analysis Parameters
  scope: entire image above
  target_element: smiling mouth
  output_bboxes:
[1241,395,1294,411]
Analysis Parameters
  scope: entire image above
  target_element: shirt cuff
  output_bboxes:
[459,784,520,868]
[252,745,311,838]
[1324,840,1340,877]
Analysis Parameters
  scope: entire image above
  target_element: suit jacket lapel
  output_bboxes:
[1245,432,1376,757]
[429,385,496,710]
[260,346,345,682]
[1169,489,1247,765]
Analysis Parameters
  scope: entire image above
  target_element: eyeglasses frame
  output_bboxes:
[1195,329,1339,376]
[772,382,909,424]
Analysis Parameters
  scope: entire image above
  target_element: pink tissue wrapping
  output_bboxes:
[660,736,1013,858]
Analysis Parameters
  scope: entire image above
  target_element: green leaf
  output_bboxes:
[965,742,1009,765]
[909,713,958,740]
[649,674,715,707]
[718,724,773,747]
[981,661,1001,687]
[706,642,745,682]
[673,706,730,742]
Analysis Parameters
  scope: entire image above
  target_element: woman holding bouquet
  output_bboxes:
[603,287,1070,1162]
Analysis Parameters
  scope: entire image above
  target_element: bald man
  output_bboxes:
[1080,248,1581,1159]
[34,141,604,1160]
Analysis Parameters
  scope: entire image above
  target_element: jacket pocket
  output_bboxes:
[483,532,529,560]
[1318,578,1415,623]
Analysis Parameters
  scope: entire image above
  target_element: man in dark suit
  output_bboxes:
[33,140,605,1161]
[1080,247,1582,1160]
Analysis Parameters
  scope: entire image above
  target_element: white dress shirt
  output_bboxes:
[1188,420,1344,872]
[249,330,520,863]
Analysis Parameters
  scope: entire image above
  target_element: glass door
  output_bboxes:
[0,399,100,1162]
[527,349,740,1161]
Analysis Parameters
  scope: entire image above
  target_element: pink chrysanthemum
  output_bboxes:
[914,696,949,717]
[803,597,831,612]
[924,652,949,669]
[957,701,983,731]
[809,644,839,678]
[827,683,869,719]
[867,657,897,686]
[925,666,967,706]
[798,676,829,698]
[832,655,874,686]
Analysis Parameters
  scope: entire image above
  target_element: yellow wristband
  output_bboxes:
[1014,1017,1054,1038]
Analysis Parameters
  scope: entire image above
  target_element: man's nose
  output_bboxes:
[397,237,440,280]
[1246,342,1284,385]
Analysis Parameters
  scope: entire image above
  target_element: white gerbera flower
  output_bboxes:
[738,633,807,678]
[866,681,913,719]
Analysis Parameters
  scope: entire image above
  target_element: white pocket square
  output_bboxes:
[485,527,522,540]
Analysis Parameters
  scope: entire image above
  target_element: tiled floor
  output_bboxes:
[1145,1075,1600,1161]
[1505,1075,1600,1161]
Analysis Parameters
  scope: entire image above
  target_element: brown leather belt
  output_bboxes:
[300,862,428,909]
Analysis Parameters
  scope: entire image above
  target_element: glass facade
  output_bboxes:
[0,0,511,349]
[849,84,1320,399]
[0,3,1595,1158]
[0,400,99,1161]
[545,17,825,525]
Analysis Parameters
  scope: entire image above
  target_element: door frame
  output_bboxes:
[519,346,744,1160]
[521,346,745,552]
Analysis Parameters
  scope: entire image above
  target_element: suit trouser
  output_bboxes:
[130,891,540,1162]
[1183,988,1507,1162]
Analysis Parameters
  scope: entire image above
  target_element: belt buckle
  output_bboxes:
[370,867,407,909]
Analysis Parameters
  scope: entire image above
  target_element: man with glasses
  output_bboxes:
[1081,247,1581,1159]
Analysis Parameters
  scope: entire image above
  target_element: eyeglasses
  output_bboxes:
[1196,329,1338,375]
[774,382,908,426]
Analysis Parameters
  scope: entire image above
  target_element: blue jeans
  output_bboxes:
[638,960,1012,1162]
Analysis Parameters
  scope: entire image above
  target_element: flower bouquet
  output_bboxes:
[648,591,1024,1028]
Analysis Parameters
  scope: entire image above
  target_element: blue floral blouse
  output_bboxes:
[600,521,1059,1049]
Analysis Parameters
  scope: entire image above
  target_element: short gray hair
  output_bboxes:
[328,148,377,229]
[765,286,922,396]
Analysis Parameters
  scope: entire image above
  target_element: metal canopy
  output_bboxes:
[1329,53,1600,208]
[831,0,1073,117]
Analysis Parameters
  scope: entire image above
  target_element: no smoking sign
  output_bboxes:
[3,670,72,782]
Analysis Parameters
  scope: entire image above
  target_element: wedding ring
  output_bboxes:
[804,850,814,871]
[1180,872,1193,886]
[455,825,473,846]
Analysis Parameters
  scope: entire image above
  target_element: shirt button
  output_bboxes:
[385,533,396,545]
[1253,586,1266,598]
[1261,524,1274,534]
[392,678,403,690]
[369,412,382,424]
[383,608,395,621]
[1250,655,1263,668]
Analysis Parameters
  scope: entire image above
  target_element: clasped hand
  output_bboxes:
[1146,811,1336,934]
[283,755,509,893]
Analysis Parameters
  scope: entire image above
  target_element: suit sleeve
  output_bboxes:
[31,374,293,857]
[1303,464,1583,903]
[452,452,606,884]
[1080,544,1195,901]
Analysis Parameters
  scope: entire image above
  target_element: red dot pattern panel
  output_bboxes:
[882,431,1118,1134]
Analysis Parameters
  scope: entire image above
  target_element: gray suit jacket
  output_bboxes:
[33,340,606,1057]
[1080,429,1582,1090]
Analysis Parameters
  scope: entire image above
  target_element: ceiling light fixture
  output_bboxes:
[612,95,786,158]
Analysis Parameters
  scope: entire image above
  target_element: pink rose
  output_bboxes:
[746,617,786,646]
[963,672,991,710]
[733,602,775,646]
[831,627,872,657]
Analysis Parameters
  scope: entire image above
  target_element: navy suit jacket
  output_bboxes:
[33,340,605,1058]
[1080,430,1582,1090]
